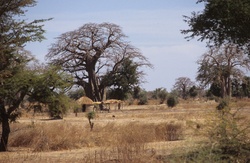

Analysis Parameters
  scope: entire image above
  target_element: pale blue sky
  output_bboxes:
[25,0,206,91]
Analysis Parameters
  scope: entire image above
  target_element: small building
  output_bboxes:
[76,96,94,112]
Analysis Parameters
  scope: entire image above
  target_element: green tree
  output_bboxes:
[189,85,198,99]
[67,88,85,100]
[208,82,222,98]
[29,65,73,119]
[46,23,152,102]
[151,88,168,104]
[0,0,49,151]
[138,90,148,105]
[104,58,141,100]
[182,0,250,50]
[167,96,179,108]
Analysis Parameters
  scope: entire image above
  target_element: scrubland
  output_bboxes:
[0,99,249,163]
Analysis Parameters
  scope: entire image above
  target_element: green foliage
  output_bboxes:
[151,88,168,104]
[47,94,71,119]
[0,0,50,151]
[189,86,198,98]
[208,82,222,98]
[103,58,140,100]
[29,66,73,118]
[182,0,250,49]
[67,88,85,100]
[232,76,250,98]
[167,96,178,108]
[86,111,95,131]
[132,86,141,99]
[138,90,148,105]
[107,88,127,100]
[87,111,96,120]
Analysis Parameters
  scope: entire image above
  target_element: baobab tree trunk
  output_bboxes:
[0,101,10,152]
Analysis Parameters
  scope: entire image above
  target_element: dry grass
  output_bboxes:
[0,98,249,162]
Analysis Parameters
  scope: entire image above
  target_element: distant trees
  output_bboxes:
[231,76,250,98]
[182,0,250,50]
[46,23,152,102]
[196,44,250,98]
[151,88,168,104]
[173,77,195,99]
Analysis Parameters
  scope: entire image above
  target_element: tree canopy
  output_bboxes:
[182,0,250,50]
[173,77,195,99]
[46,22,152,101]
[0,0,50,151]
[196,44,250,98]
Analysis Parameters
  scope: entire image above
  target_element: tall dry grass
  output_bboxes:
[6,119,184,162]
[5,98,249,162]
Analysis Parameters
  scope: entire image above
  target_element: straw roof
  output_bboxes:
[77,96,94,105]
[104,99,122,104]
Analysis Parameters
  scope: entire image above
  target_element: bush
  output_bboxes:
[155,123,183,141]
[170,101,250,162]
[167,96,178,107]
[48,94,72,119]
[138,91,148,105]
[86,111,95,131]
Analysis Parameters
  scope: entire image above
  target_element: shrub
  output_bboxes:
[167,96,178,108]
[155,123,183,141]
[86,111,95,131]
[138,91,148,105]
[48,94,72,119]
[170,101,250,162]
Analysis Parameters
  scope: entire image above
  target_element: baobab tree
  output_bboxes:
[196,44,250,98]
[173,77,195,99]
[46,22,152,101]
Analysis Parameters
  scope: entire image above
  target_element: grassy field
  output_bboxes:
[0,99,249,162]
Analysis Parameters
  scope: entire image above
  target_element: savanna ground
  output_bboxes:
[0,99,250,163]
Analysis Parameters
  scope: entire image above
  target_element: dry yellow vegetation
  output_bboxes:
[0,98,249,162]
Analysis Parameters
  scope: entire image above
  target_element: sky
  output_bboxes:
[24,0,207,91]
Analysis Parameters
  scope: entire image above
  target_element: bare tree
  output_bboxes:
[196,44,250,98]
[46,23,152,101]
[173,77,195,99]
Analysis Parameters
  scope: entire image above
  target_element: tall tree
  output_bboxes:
[173,77,195,99]
[182,0,250,50]
[196,44,250,98]
[0,0,49,151]
[46,23,152,102]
